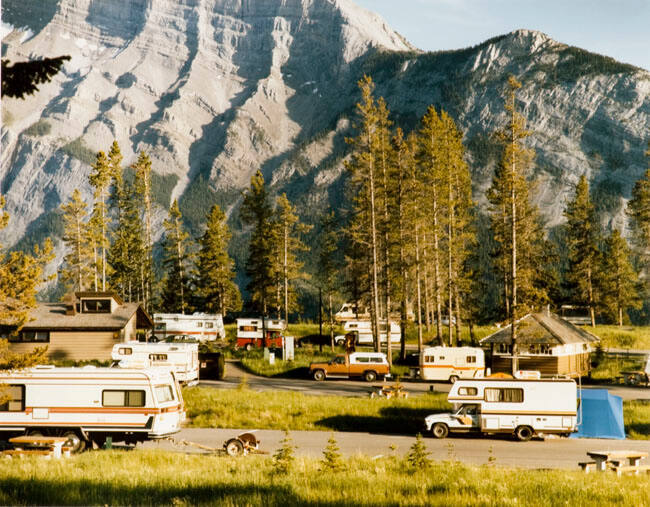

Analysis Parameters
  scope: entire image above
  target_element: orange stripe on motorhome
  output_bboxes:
[24,406,181,415]
[0,422,149,427]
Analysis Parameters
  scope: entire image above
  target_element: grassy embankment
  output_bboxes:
[183,386,650,439]
[1,451,650,506]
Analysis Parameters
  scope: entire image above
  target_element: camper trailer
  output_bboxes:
[334,303,370,323]
[0,366,185,452]
[335,320,400,346]
[236,318,285,350]
[153,313,225,341]
[424,378,578,441]
[419,346,485,383]
[111,342,199,386]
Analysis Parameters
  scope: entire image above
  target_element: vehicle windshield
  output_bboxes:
[455,404,479,416]
[155,384,175,403]
[332,356,346,365]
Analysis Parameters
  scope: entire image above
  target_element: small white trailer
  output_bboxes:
[419,346,485,383]
[111,342,199,386]
[153,312,225,341]
[424,378,578,441]
[336,320,400,346]
[0,366,185,452]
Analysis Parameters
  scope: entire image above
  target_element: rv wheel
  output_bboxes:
[61,430,86,453]
[225,438,245,457]
[431,423,449,439]
[449,375,459,384]
[515,426,534,442]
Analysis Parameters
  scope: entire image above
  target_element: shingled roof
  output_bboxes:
[21,302,153,330]
[480,312,600,346]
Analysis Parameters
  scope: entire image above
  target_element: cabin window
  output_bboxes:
[103,390,146,407]
[149,354,168,361]
[484,388,524,403]
[496,344,510,354]
[466,356,476,363]
[119,348,133,355]
[155,385,174,403]
[458,387,478,396]
[205,322,214,329]
[0,385,25,412]
[528,344,552,355]
[11,331,49,343]
[239,326,257,332]
[81,299,111,313]
[196,322,203,328]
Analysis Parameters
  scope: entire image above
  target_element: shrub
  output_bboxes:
[272,431,296,474]
[61,137,96,166]
[24,119,51,136]
[320,435,344,472]
[405,433,430,469]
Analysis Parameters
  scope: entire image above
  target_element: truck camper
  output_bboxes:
[153,312,225,341]
[419,346,485,383]
[236,318,285,350]
[0,366,185,453]
[335,320,400,346]
[111,342,199,386]
[424,378,577,441]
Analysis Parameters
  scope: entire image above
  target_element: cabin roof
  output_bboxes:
[21,302,153,331]
[480,312,600,346]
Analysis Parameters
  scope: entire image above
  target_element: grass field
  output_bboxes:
[590,325,650,350]
[1,450,649,506]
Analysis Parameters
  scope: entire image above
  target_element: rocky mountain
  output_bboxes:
[2,0,649,283]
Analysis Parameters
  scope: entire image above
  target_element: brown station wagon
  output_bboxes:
[309,352,390,382]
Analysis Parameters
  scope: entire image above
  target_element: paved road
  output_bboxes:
[201,361,650,400]
[143,427,650,470]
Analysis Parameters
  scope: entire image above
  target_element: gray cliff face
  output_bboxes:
[1,1,649,271]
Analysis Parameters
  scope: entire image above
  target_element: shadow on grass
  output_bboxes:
[315,407,448,435]
[0,478,308,506]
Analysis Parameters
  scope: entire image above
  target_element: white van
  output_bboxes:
[153,312,225,341]
[0,366,185,452]
[419,346,485,383]
[424,378,577,441]
[112,342,199,386]
[336,320,400,345]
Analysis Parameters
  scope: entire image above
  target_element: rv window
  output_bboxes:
[0,385,24,412]
[466,356,476,363]
[240,326,257,332]
[119,348,133,355]
[205,322,214,329]
[102,390,146,407]
[424,355,434,363]
[484,388,523,403]
[197,322,203,328]
[149,354,168,361]
[458,387,478,396]
[155,385,174,403]
[439,356,445,361]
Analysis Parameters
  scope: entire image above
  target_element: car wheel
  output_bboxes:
[313,369,325,381]
[515,425,534,442]
[364,370,377,382]
[431,423,449,439]
[225,438,245,457]
[449,375,459,384]
[244,343,252,352]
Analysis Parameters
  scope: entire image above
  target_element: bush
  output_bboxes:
[61,137,96,166]
[24,119,51,136]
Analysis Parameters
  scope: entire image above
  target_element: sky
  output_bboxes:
[354,0,649,71]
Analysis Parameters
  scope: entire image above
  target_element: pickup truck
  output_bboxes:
[309,352,390,382]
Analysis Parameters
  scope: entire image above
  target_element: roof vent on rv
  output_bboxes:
[82,365,97,370]
[34,365,56,369]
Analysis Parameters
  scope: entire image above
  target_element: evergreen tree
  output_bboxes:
[317,210,340,351]
[600,229,641,326]
[195,205,241,314]
[59,189,91,291]
[564,175,601,326]
[89,150,112,291]
[132,151,155,310]
[627,142,650,296]
[161,200,192,313]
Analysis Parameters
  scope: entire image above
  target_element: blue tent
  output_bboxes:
[571,388,625,439]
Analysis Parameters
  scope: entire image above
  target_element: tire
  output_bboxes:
[431,423,449,439]
[449,375,459,384]
[60,430,86,454]
[335,338,344,347]
[244,343,252,352]
[313,369,326,381]
[225,438,245,457]
[515,425,534,442]
[26,429,44,437]
[364,370,377,382]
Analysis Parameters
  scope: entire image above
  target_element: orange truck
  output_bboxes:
[309,352,390,382]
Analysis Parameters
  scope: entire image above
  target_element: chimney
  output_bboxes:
[63,293,76,316]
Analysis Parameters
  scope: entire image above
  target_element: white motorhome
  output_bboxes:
[112,342,199,386]
[335,320,400,346]
[236,318,285,350]
[0,366,185,452]
[419,346,485,383]
[153,312,225,341]
[334,303,370,323]
[424,378,578,441]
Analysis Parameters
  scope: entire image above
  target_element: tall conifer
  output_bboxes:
[60,189,91,291]
[161,200,191,313]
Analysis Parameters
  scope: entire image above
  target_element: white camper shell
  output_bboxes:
[236,318,286,350]
[153,312,225,341]
[112,342,199,386]
[419,346,485,383]
[424,378,577,441]
[0,366,185,452]
[336,320,401,346]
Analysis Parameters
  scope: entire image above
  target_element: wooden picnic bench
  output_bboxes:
[3,436,70,459]
[583,450,649,475]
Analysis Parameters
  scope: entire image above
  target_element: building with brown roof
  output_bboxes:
[480,312,600,378]
[1,292,153,361]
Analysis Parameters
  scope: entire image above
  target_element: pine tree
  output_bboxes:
[272,431,296,474]
[195,205,241,314]
[317,210,340,351]
[627,142,650,296]
[89,150,112,291]
[600,229,641,326]
[161,200,192,313]
[240,170,275,316]
[405,433,430,469]
[320,434,344,472]
[564,175,601,326]
[132,151,155,310]
[59,189,91,291]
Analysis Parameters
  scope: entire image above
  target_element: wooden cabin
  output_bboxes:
[1,292,153,361]
[480,312,600,378]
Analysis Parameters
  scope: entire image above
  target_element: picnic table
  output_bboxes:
[5,436,70,459]
[369,384,408,399]
[618,371,649,386]
[583,450,649,475]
